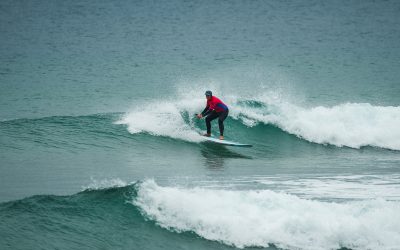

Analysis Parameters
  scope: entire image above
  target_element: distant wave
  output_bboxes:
[134,180,400,250]
[0,113,121,124]
[117,90,400,150]
[0,112,132,151]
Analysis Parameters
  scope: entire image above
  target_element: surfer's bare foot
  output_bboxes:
[219,136,224,140]
[203,133,211,137]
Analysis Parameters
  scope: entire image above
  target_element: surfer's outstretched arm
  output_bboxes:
[197,106,211,118]
[201,106,211,117]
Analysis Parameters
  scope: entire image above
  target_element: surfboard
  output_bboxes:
[202,136,252,147]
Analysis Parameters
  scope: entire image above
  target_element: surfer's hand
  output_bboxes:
[197,114,203,119]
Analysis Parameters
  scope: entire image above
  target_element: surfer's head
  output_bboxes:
[205,90,212,100]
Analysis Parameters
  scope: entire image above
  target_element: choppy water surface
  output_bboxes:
[1,0,400,249]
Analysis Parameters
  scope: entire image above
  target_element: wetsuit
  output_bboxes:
[201,96,229,136]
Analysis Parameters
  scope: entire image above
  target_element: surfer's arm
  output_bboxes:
[201,106,211,117]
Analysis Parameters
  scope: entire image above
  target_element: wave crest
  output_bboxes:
[234,100,400,150]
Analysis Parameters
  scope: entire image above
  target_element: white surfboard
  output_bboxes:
[202,136,252,147]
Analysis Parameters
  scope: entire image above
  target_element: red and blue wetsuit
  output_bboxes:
[201,96,229,136]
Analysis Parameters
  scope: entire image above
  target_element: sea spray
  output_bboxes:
[116,101,204,142]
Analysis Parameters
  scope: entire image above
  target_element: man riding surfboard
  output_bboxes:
[196,90,229,140]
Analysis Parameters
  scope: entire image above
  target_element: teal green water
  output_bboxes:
[1,0,400,249]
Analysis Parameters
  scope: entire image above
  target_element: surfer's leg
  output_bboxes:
[218,110,229,136]
[205,111,218,134]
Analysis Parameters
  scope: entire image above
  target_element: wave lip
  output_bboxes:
[133,180,400,250]
[82,178,128,191]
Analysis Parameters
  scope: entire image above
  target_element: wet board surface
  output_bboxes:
[202,136,253,147]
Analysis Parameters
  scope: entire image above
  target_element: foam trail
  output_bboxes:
[134,180,400,250]
[254,174,400,201]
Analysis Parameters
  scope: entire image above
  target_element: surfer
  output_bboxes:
[196,90,229,140]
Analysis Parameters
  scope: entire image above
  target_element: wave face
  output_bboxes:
[2,94,399,153]
[2,180,400,250]
[134,180,400,250]
[117,89,400,150]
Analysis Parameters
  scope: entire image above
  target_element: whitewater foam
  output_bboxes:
[233,98,400,150]
[134,180,400,250]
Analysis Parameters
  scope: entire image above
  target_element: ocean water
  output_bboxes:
[1,0,400,249]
